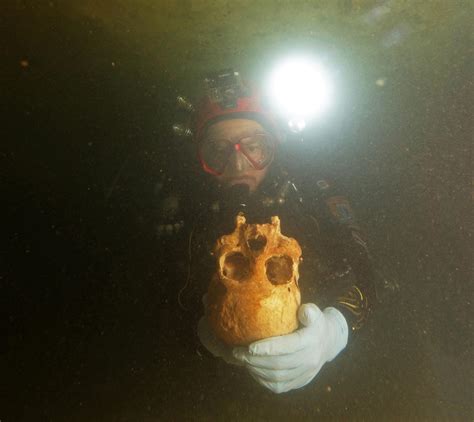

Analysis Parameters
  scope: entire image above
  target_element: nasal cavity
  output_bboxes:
[265,255,293,285]
[247,235,267,253]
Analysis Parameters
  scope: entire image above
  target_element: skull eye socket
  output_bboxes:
[265,255,294,285]
[222,252,250,282]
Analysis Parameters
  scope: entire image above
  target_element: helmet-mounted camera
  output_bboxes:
[203,69,247,109]
[172,68,279,145]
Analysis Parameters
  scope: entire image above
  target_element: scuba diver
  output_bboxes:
[159,69,377,394]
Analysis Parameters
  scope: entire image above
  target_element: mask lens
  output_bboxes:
[240,133,274,169]
[199,139,233,174]
[199,132,274,174]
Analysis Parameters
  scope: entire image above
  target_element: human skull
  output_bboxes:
[206,214,302,346]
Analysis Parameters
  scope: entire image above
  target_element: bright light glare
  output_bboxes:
[267,57,333,125]
[288,117,306,133]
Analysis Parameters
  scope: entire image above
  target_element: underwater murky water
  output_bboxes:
[2,1,472,420]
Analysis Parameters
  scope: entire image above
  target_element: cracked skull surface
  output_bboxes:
[206,214,302,346]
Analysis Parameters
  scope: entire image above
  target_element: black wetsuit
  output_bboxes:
[156,163,377,348]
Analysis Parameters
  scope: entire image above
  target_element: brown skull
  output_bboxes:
[206,214,302,346]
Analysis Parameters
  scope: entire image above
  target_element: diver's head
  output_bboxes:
[200,118,275,192]
[193,69,280,193]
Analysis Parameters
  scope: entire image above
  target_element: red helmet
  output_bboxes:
[193,74,280,144]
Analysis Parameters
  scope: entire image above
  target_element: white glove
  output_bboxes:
[197,315,243,366]
[232,303,348,394]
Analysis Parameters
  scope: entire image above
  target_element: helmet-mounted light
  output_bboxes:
[266,57,333,133]
[171,95,195,139]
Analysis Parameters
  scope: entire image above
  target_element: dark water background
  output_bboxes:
[2,1,472,420]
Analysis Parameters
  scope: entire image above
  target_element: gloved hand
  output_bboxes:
[197,315,243,366]
[232,303,348,394]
